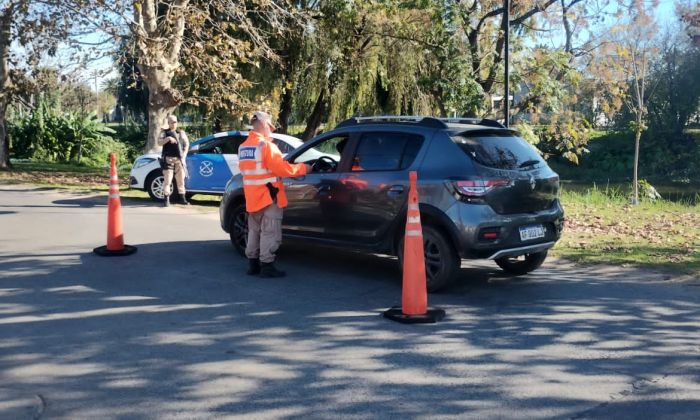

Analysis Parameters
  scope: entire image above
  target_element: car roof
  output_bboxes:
[332,116,514,136]
[190,131,303,147]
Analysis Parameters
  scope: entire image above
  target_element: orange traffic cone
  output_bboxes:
[383,171,445,324]
[93,153,137,256]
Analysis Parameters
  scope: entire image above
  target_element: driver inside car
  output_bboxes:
[335,138,362,171]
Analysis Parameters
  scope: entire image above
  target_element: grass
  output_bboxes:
[553,184,700,276]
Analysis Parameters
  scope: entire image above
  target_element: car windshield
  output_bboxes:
[452,132,543,170]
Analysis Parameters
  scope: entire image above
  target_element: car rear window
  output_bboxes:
[451,132,542,170]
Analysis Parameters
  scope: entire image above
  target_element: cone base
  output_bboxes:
[93,245,138,257]
[383,306,445,324]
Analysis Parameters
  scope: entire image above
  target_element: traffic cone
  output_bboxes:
[93,153,137,257]
[383,171,445,324]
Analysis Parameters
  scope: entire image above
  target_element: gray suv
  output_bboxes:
[220,116,564,291]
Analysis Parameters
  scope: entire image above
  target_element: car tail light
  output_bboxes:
[478,227,501,241]
[452,179,511,197]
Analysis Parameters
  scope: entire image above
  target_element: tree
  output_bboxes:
[51,0,300,151]
[0,1,85,169]
[592,1,658,204]
[646,27,700,136]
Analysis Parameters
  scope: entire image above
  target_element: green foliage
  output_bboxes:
[637,179,662,202]
[8,98,127,167]
[550,126,700,183]
[512,122,540,147]
[110,123,147,161]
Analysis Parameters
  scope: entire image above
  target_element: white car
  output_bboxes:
[129,131,305,201]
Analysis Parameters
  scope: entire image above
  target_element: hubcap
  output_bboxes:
[424,237,442,283]
[151,176,165,199]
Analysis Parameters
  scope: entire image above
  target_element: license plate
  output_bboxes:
[519,224,545,241]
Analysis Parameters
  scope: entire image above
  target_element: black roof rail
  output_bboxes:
[335,116,448,129]
[439,118,506,128]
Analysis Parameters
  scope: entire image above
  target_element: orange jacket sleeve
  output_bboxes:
[263,140,308,178]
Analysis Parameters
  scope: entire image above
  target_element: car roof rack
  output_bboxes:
[438,118,506,128]
[335,115,507,129]
[335,116,448,129]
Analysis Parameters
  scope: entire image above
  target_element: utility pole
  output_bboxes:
[93,69,99,115]
[504,0,510,127]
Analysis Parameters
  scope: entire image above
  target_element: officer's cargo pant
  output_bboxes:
[162,156,186,196]
[246,203,283,263]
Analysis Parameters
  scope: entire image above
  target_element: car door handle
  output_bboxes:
[387,185,405,197]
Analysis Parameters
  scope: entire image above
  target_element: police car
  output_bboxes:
[129,131,304,201]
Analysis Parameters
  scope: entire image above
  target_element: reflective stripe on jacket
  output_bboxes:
[238,131,308,213]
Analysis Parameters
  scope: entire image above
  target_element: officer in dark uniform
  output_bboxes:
[157,115,189,207]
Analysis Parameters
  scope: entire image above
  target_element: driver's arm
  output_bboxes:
[263,141,309,178]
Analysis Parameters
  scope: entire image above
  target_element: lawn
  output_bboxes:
[554,185,700,275]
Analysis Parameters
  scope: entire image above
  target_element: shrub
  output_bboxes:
[8,99,128,167]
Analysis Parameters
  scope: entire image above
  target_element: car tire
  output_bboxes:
[495,251,548,275]
[229,202,248,257]
[145,170,167,202]
[398,225,459,293]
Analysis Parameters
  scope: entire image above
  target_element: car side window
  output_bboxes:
[293,135,346,166]
[221,136,245,154]
[352,132,424,171]
[271,138,292,154]
[196,139,223,154]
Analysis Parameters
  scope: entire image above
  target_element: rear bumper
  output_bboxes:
[486,241,556,260]
[453,199,564,259]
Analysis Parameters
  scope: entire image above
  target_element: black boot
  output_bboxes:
[260,262,286,278]
[247,258,261,275]
[163,195,170,207]
[179,195,190,205]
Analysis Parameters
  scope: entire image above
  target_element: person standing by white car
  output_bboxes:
[158,115,190,207]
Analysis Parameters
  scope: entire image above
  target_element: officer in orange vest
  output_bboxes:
[239,111,311,277]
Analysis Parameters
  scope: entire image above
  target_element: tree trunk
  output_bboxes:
[278,85,293,135]
[134,1,187,153]
[0,102,8,169]
[0,5,12,169]
[302,88,326,141]
[146,103,173,154]
[142,72,180,152]
[632,127,641,205]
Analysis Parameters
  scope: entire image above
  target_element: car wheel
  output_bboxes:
[495,251,548,275]
[398,225,459,293]
[145,170,167,201]
[229,202,248,256]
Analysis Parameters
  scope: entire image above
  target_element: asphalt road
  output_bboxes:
[1,184,699,419]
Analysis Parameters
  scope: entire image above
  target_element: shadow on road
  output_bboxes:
[1,240,699,418]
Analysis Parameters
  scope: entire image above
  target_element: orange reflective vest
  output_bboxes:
[238,131,308,213]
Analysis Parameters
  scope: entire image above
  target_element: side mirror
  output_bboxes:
[189,144,200,153]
